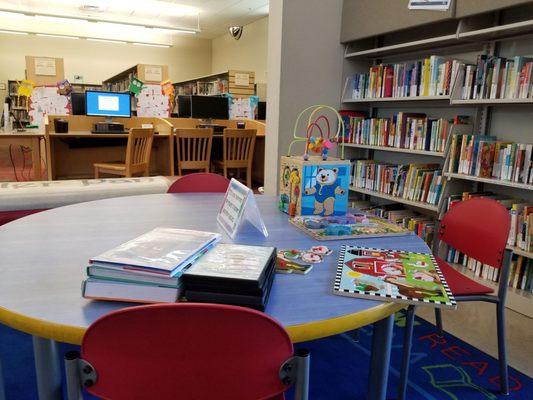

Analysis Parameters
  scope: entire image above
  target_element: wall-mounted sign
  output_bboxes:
[234,72,250,86]
[408,0,452,11]
[144,66,163,82]
[34,57,57,76]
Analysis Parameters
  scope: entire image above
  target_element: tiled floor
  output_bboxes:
[417,303,533,377]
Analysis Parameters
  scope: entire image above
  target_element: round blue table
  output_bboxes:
[0,193,429,400]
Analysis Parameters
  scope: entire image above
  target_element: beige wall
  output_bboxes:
[0,34,212,98]
[211,17,268,84]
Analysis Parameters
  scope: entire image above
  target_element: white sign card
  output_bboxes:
[34,58,57,76]
[408,0,452,11]
[144,66,163,82]
[217,178,268,239]
[234,72,250,86]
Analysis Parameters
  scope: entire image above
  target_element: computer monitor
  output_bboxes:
[177,95,192,118]
[85,90,131,120]
[257,101,266,120]
[190,95,229,120]
[71,92,85,115]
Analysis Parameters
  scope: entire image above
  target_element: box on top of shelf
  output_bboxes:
[25,56,65,86]
[279,155,351,217]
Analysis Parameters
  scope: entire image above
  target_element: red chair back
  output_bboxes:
[439,197,510,268]
[81,303,293,400]
[167,172,230,193]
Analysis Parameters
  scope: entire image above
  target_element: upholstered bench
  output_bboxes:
[0,176,172,226]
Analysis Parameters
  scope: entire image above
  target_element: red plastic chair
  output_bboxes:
[64,303,310,400]
[0,209,46,226]
[167,172,230,193]
[398,198,512,399]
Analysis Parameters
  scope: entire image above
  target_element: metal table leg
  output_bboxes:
[367,314,394,400]
[33,336,63,400]
[0,358,6,400]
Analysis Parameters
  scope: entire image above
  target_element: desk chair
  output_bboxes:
[64,303,310,400]
[398,198,512,400]
[175,128,213,175]
[213,129,256,188]
[93,128,154,178]
[167,172,230,193]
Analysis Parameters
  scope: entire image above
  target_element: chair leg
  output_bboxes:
[435,308,443,336]
[64,351,82,400]
[496,302,509,395]
[223,166,228,179]
[247,167,252,188]
[94,166,99,179]
[398,305,416,400]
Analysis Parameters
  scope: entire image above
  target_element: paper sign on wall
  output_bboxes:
[217,178,268,239]
[234,72,250,86]
[144,66,163,82]
[136,83,170,118]
[408,0,452,11]
[34,57,57,76]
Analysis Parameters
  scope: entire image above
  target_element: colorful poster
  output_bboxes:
[334,246,456,308]
[136,84,169,118]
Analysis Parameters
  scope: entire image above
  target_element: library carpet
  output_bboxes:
[0,311,531,399]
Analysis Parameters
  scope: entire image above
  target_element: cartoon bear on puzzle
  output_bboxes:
[304,167,345,216]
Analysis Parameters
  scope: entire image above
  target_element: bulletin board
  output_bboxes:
[29,86,71,129]
[136,84,170,118]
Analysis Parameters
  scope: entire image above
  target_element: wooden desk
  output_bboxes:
[0,133,45,181]
[45,116,174,180]
[0,194,426,400]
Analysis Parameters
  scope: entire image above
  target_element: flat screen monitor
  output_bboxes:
[258,101,266,120]
[177,95,191,118]
[85,90,131,118]
[71,92,85,115]
[190,95,229,120]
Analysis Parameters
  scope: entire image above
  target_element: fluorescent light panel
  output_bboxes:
[133,42,170,48]
[36,33,79,39]
[0,30,28,35]
[87,38,127,44]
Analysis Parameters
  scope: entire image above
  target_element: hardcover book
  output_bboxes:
[334,246,456,309]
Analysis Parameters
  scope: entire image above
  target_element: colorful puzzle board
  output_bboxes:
[334,246,456,309]
[289,213,411,241]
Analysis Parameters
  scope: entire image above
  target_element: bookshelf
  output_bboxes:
[103,64,169,92]
[8,80,29,124]
[340,2,533,315]
[173,70,256,97]
[71,83,102,93]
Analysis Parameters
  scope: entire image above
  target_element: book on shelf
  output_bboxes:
[362,203,436,246]
[348,56,461,100]
[460,55,533,100]
[448,134,533,184]
[352,160,445,206]
[340,111,467,153]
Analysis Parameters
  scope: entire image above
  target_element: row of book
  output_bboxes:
[461,55,533,100]
[339,110,461,153]
[348,56,460,100]
[447,249,532,292]
[448,134,533,184]
[175,78,229,96]
[351,160,445,206]
[82,228,276,310]
[353,200,436,245]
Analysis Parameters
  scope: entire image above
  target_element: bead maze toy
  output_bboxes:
[279,105,350,217]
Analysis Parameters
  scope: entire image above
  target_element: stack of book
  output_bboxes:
[349,56,461,100]
[461,55,533,100]
[182,244,277,311]
[448,134,533,184]
[352,161,445,205]
[82,228,221,303]
[340,111,453,152]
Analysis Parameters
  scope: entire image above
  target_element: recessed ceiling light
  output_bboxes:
[0,30,28,35]
[149,27,196,34]
[0,11,28,18]
[87,38,127,44]
[34,15,89,23]
[133,42,171,48]
[36,33,79,39]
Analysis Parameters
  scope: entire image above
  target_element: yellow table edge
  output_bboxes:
[0,302,404,345]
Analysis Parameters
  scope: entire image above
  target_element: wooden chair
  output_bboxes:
[175,128,213,175]
[93,128,154,178]
[213,129,256,188]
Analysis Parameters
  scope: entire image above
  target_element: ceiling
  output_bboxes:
[0,0,269,42]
